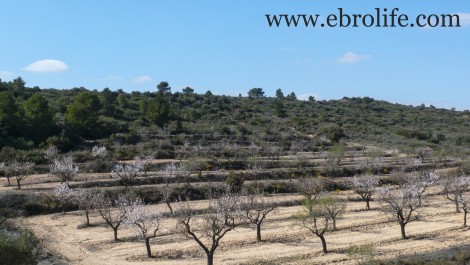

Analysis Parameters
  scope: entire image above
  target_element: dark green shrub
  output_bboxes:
[0,227,39,265]
[83,159,115,173]
[225,171,244,193]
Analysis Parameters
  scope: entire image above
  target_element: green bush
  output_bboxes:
[0,227,39,265]
[225,171,244,193]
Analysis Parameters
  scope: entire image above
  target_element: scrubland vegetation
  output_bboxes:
[2,78,470,264]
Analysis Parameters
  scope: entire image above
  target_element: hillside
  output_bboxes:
[1,77,470,161]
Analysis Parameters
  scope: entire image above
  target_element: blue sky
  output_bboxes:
[0,1,469,109]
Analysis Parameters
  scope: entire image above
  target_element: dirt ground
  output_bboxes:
[20,190,470,265]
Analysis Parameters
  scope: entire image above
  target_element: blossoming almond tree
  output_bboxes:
[441,175,470,213]
[124,197,162,257]
[351,174,380,210]
[94,193,131,241]
[91,145,107,158]
[134,153,155,177]
[0,162,8,186]
[54,182,76,213]
[111,162,143,187]
[458,193,470,227]
[74,188,96,226]
[240,187,276,242]
[376,184,423,239]
[174,187,241,265]
[159,162,182,214]
[50,156,79,187]
[294,194,332,254]
[6,161,34,189]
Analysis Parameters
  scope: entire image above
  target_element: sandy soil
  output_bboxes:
[22,190,470,265]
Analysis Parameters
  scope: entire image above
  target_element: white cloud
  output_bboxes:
[0,71,14,81]
[23,59,69,72]
[298,93,321,101]
[132,75,153,84]
[458,13,470,26]
[337,52,371,64]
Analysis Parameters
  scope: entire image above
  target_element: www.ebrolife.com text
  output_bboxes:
[266,8,462,28]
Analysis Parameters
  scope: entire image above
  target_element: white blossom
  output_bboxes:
[376,184,423,239]
[111,162,143,187]
[7,161,35,189]
[50,156,79,184]
[91,145,107,157]
[54,182,76,206]
[442,175,470,213]
[134,153,155,176]
[94,193,131,241]
[44,146,59,161]
[124,198,161,240]
[351,174,380,210]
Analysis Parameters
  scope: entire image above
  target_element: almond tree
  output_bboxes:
[294,195,331,254]
[264,145,281,160]
[91,145,107,158]
[414,147,432,162]
[217,142,241,162]
[250,163,263,182]
[441,175,470,213]
[111,162,143,187]
[175,140,192,162]
[183,155,205,182]
[295,153,310,171]
[319,194,346,231]
[240,187,276,242]
[351,174,380,210]
[321,144,346,174]
[74,188,96,226]
[174,187,241,265]
[458,194,470,227]
[406,170,439,207]
[44,146,59,162]
[248,142,261,156]
[94,193,130,241]
[0,162,10,186]
[294,176,326,213]
[54,182,76,213]
[159,162,181,214]
[135,153,155,177]
[359,148,384,173]
[124,197,162,257]
[376,184,423,239]
[50,156,79,187]
[8,161,34,189]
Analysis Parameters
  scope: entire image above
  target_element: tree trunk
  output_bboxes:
[256,223,262,242]
[464,211,468,228]
[206,252,214,265]
[400,223,407,239]
[145,237,152,257]
[6,176,11,186]
[113,227,119,241]
[456,201,461,213]
[166,201,173,215]
[366,200,370,210]
[319,235,328,254]
[85,211,90,226]
[332,218,337,231]
[16,179,21,189]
